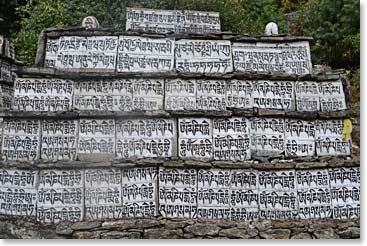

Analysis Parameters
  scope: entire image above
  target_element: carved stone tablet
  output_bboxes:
[37,169,84,223]
[74,79,133,111]
[253,80,295,110]
[328,167,360,187]
[299,205,332,219]
[179,118,213,159]
[332,204,360,220]
[295,81,320,112]
[226,80,254,109]
[78,119,115,160]
[0,169,38,217]
[213,117,251,160]
[85,169,122,220]
[2,119,41,161]
[116,119,176,158]
[121,167,158,218]
[45,38,59,68]
[117,36,174,72]
[196,207,230,220]
[258,170,296,191]
[285,119,315,157]
[0,83,13,109]
[196,80,226,111]
[55,36,118,70]
[233,41,312,75]
[198,169,231,189]
[41,120,78,161]
[231,207,259,221]
[231,170,258,190]
[0,59,12,82]
[296,169,330,190]
[133,79,164,110]
[319,80,347,112]
[126,8,221,34]
[165,79,197,110]
[13,78,73,112]
[175,39,233,74]
[250,117,285,156]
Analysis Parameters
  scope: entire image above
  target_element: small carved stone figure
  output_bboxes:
[82,16,100,29]
[265,22,278,35]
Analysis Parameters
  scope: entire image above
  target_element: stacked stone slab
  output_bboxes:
[0,9,359,237]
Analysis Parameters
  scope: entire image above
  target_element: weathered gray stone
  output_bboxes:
[219,228,258,239]
[100,231,141,239]
[313,228,339,239]
[55,222,74,236]
[71,221,102,231]
[337,227,360,239]
[144,228,183,239]
[252,221,272,231]
[102,219,160,230]
[184,224,220,236]
[272,221,305,229]
[165,221,192,230]
[337,221,355,230]
[72,231,102,239]
[259,229,291,239]
[295,162,328,169]
[291,232,313,239]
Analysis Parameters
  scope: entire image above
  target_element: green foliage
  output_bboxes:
[300,0,360,69]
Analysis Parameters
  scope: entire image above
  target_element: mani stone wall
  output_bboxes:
[0,15,360,239]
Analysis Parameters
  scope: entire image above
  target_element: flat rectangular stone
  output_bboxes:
[13,78,73,111]
[122,182,156,203]
[38,169,84,189]
[258,170,296,191]
[230,170,258,190]
[298,188,331,206]
[159,186,197,205]
[37,206,83,223]
[121,167,157,184]
[253,80,295,110]
[259,191,298,210]
[328,167,360,187]
[126,8,221,34]
[198,169,231,188]
[296,169,330,189]
[259,209,298,220]
[316,136,351,156]
[2,119,41,161]
[175,39,233,74]
[158,168,197,188]
[159,204,197,219]
[54,36,118,70]
[285,139,315,157]
[226,80,254,109]
[330,186,360,205]
[332,204,360,219]
[0,187,37,217]
[178,118,212,138]
[85,187,121,205]
[196,207,230,220]
[198,187,230,207]
[85,168,121,188]
[230,207,259,221]
[38,187,84,206]
[85,204,124,220]
[0,169,38,188]
[298,205,332,219]
[122,201,157,218]
[41,120,78,161]
[117,36,174,73]
[230,189,258,207]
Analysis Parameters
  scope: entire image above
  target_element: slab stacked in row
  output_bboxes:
[0,117,350,161]
[44,36,312,75]
[12,78,347,112]
[0,167,359,223]
[0,36,15,110]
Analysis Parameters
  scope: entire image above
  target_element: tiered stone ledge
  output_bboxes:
[0,108,356,120]
[0,154,359,170]
[13,66,344,81]
[0,215,360,239]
